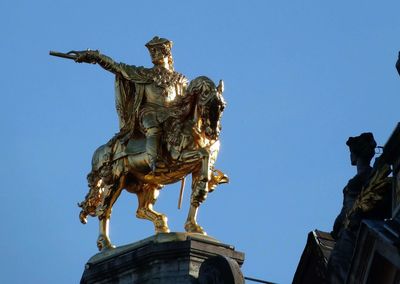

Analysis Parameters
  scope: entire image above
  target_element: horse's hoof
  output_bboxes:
[97,237,116,251]
[155,226,170,233]
[185,221,207,235]
[155,215,170,233]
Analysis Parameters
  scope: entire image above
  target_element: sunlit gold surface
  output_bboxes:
[55,37,228,251]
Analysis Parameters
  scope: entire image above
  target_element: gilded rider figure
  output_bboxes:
[75,36,188,171]
[51,38,229,249]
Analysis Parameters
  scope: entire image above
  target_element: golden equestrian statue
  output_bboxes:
[50,36,228,251]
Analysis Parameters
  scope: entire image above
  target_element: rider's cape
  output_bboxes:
[114,64,152,135]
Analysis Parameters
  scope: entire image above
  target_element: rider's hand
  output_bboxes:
[74,50,99,64]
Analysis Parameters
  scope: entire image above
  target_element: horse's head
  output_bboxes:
[187,76,226,141]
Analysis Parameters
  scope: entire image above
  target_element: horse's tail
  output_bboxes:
[79,139,126,224]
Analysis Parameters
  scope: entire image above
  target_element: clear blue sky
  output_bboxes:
[1,1,400,283]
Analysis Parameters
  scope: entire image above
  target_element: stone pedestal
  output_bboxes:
[80,233,245,284]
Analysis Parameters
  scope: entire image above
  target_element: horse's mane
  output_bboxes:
[187,76,216,104]
[162,76,217,155]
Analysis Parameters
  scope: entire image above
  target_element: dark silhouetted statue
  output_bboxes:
[327,132,376,284]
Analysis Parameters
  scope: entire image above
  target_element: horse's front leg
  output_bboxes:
[185,163,211,235]
[185,175,209,235]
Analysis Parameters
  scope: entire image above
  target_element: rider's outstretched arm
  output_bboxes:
[76,50,133,80]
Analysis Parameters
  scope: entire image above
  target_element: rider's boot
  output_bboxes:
[145,127,161,172]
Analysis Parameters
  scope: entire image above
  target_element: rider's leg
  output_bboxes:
[141,112,161,172]
[145,127,161,171]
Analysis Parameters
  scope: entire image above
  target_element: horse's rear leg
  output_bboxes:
[136,184,170,233]
[97,217,114,251]
[97,176,125,251]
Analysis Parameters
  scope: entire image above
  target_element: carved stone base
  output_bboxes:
[80,233,245,284]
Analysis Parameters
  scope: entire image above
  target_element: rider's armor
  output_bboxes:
[139,67,187,170]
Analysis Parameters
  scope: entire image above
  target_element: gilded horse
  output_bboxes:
[78,76,228,250]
